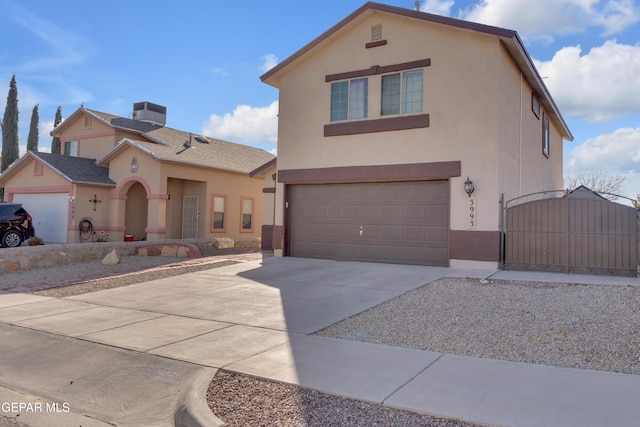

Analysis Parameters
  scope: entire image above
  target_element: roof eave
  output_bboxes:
[160,158,258,176]
[71,181,116,187]
[250,157,277,177]
[96,138,161,166]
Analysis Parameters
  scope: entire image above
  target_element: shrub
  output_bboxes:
[27,236,44,246]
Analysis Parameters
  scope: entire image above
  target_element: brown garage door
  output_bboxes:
[287,181,449,266]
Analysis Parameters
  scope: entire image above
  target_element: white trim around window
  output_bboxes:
[381,69,423,116]
[330,77,368,121]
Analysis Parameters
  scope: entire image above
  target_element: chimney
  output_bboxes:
[132,102,167,126]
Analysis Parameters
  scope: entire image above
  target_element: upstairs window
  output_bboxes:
[381,69,423,115]
[64,140,78,157]
[331,78,368,121]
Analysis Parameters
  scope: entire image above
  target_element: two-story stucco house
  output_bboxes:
[0,102,275,245]
[260,2,572,269]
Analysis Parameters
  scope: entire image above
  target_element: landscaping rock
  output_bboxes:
[177,246,188,257]
[234,237,261,248]
[160,246,178,257]
[102,249,121,265]
[211,238,234,249]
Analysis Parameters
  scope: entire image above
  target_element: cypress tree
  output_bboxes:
[1,74,19,172]
[51,106,62,154]
[27,104,39,152]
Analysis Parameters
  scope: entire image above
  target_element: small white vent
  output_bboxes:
[371,23,383,42]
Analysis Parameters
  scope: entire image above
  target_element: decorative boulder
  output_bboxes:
[210,238,235,249]
[160,246,178,257]
[102,249,121,265]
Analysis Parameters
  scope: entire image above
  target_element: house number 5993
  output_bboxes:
[468,197,477,229]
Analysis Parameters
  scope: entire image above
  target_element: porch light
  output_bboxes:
[464,177,475,197]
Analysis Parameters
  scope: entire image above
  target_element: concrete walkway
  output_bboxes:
[1,257,639,426]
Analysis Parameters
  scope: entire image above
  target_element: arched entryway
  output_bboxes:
[124,181,148,241]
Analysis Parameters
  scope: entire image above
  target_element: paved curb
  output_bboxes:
[175,368,226,427]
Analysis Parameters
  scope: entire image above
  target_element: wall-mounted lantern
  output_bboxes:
[464,177,475,198]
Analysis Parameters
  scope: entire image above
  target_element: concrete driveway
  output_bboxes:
[1,257,639,426]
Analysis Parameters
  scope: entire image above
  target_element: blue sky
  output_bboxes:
[1,0,639,199]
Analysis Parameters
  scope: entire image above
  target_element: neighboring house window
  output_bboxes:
[381,69,423,115]
[64,140,78,157]
[331,78,368,121]
[212,195,226,231]
[241,197,254,231]
[542,113,550,158]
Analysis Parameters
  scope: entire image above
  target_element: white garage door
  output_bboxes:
[13,193,68,244]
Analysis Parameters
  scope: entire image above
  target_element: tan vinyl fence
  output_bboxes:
[504,192,638,277]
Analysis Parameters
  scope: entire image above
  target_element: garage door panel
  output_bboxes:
[13,193,68,244]
[289,181,449,266]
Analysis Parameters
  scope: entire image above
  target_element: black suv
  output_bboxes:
[0,203,36,247]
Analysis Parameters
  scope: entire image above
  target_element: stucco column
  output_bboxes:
[108,195,127,242]
[145,196,168,240]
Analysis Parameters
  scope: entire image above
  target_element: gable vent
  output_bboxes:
[371,24,383,42]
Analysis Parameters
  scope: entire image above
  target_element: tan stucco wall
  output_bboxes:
[71,186,113,243]
[278,13,561,230]
[56,114,119,159]
[4,158,69,189]
[498,44,564,207]
[260,164,277,226]
[270,10,567,265]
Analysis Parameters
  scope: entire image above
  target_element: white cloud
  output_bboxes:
[459,0,640,40]
[534,41,640,123]
[566,127,640,172]
[566,127,640,200]
[420,0,454,15]
[39,119,54,151]
[260,54,279,73]
[202,101,278,145]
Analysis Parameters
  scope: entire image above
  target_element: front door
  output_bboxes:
[182,195,199,239]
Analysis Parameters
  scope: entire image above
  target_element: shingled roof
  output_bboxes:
[0,151,115,186]
[85,109,275,174]
[33,152,115,186]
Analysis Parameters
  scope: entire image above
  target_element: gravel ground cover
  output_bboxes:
[1,255,187,289]
[316,277,640,375]
[29,259,240,298]
[0,416,27,427]
[0,248,261,296]
[207,370,484,427]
